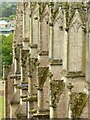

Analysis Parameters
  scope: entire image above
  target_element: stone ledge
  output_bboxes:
[22,94,37,102]
[32,109,49,118]
[30,44,38,48]
[16,82,28,90]
[10,73,21,80]
[39,51,49,56]
[65,72,85,78]
[49,59,62,65]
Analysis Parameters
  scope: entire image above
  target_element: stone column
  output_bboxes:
[49,3,53,59]
[49,72,65,118]
[63,9,68,70]
[87,2,90,118]
[49,78,57,118]
[87,2,90,84]
[37,88,44,112]
[67,83,73,119]
[36,65,48,113]
[23,3,30,39]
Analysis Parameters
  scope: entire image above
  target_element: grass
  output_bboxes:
[0,96,4,119]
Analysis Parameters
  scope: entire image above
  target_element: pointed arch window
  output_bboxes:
[68,19,83,72]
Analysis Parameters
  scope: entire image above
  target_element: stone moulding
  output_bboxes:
[38,50,49,56]
[70,92,88,118]
[49,59,62,66]
[22,94,37,102]
[16,82,28,90]
[30,44,38,48]
[32,109,49,118]
[10,73,21,80]
[50,80,65,108]
[20,95,27,99]
[65,71,85,78]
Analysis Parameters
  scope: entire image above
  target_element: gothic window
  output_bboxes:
[40,14,49,51]
[23,7,30,38]
[53,18,64,60]
[32,11,39,44]
[68,11,84,72]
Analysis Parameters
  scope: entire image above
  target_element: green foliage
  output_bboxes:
[2,34,13,65]
[0,96,4,119]
[9,15,16,20]
[0,3,17,18]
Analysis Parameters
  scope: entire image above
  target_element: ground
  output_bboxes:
[0,80,4,119]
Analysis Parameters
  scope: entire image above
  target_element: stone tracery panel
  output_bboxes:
[52,13,64,60]
[23,3,30,38]
[40,13,49,52]
[32,9,39,44]
[68,11,84,72]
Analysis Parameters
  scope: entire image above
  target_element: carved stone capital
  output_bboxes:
[14,46,20,60]
[50,80,65,108]
[70,92,88,118]
[21,50,29,67]
[38,67,49,89]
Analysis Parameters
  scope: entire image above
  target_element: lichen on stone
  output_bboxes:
[50,80,65,108]
[70,92,88,118]
[38,67,49,89]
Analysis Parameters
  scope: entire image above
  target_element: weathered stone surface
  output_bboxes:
[5,2,90,119]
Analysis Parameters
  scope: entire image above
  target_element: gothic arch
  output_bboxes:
[68,10,84,72]
[40,11,49,52]
[52,10,64,60]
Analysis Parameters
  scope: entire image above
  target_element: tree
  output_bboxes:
[0,3,17,18]
[2,34,13,65]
